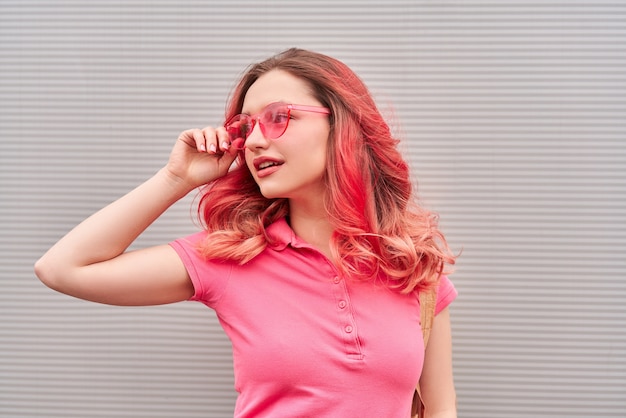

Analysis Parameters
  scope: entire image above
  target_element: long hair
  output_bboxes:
[197,48,455,293]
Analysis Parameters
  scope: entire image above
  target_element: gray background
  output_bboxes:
[1,1,625,417]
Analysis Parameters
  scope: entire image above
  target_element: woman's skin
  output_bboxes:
[34,68,456,417]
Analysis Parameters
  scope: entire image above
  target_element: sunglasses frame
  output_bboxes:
[225,102,330,147]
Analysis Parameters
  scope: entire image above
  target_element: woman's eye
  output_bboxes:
[271,112,289,123]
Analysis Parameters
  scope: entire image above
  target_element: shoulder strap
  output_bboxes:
[419,288,437,347]
[411,288,437,418]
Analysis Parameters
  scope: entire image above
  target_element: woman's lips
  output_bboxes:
[253,156,284,178]
[256,164,282,178]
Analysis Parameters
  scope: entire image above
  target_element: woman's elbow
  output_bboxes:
[34,255,64,292]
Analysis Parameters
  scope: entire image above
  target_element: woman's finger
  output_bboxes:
[215,126,231,152]
[201,127,219,154]
[193,128,210,153]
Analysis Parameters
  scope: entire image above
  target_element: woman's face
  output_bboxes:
[242,70,331,203]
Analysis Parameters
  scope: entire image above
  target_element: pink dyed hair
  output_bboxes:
[197,48,455,293]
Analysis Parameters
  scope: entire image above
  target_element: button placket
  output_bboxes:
[330,276,363,359]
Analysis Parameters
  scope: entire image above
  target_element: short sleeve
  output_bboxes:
[435,275,457,315]
[169,232,232,307]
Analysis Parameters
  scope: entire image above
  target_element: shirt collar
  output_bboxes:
[266,217,295,251]
[266,217,312,251]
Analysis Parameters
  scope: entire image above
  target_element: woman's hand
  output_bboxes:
[164,126,242,192]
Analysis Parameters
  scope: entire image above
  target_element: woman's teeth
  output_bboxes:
[259,161,278,170]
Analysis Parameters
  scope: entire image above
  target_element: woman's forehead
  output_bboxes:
[242,70,318,114]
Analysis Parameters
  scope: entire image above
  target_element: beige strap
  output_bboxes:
[411,289,437,418]
[419,289,437,347]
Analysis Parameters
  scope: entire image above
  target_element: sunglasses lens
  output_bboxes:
[226,115,251,148]
[261,104,290,139]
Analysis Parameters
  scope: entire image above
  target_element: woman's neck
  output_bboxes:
[288,199,334,259]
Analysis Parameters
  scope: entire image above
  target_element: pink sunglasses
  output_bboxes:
[225,102,330,149]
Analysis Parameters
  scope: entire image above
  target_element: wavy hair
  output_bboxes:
[197,48,455,293]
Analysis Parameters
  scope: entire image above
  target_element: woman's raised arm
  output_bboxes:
[34,127,238,306]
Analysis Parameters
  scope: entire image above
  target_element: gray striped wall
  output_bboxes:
[1,1,625,417]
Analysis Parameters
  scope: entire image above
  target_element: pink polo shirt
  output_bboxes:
[170,218,457,418]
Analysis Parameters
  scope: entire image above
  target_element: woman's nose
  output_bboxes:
[243,121,270,149]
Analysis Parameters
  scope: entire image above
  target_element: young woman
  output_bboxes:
[35,48,458,417]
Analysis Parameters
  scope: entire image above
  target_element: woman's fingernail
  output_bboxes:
[221,141,230,150]
[209,143,217,153]
[199,143,206,152]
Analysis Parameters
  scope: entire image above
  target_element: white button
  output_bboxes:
[338,300,347,309]
[345,325,353,333]
[333,276,341,284]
